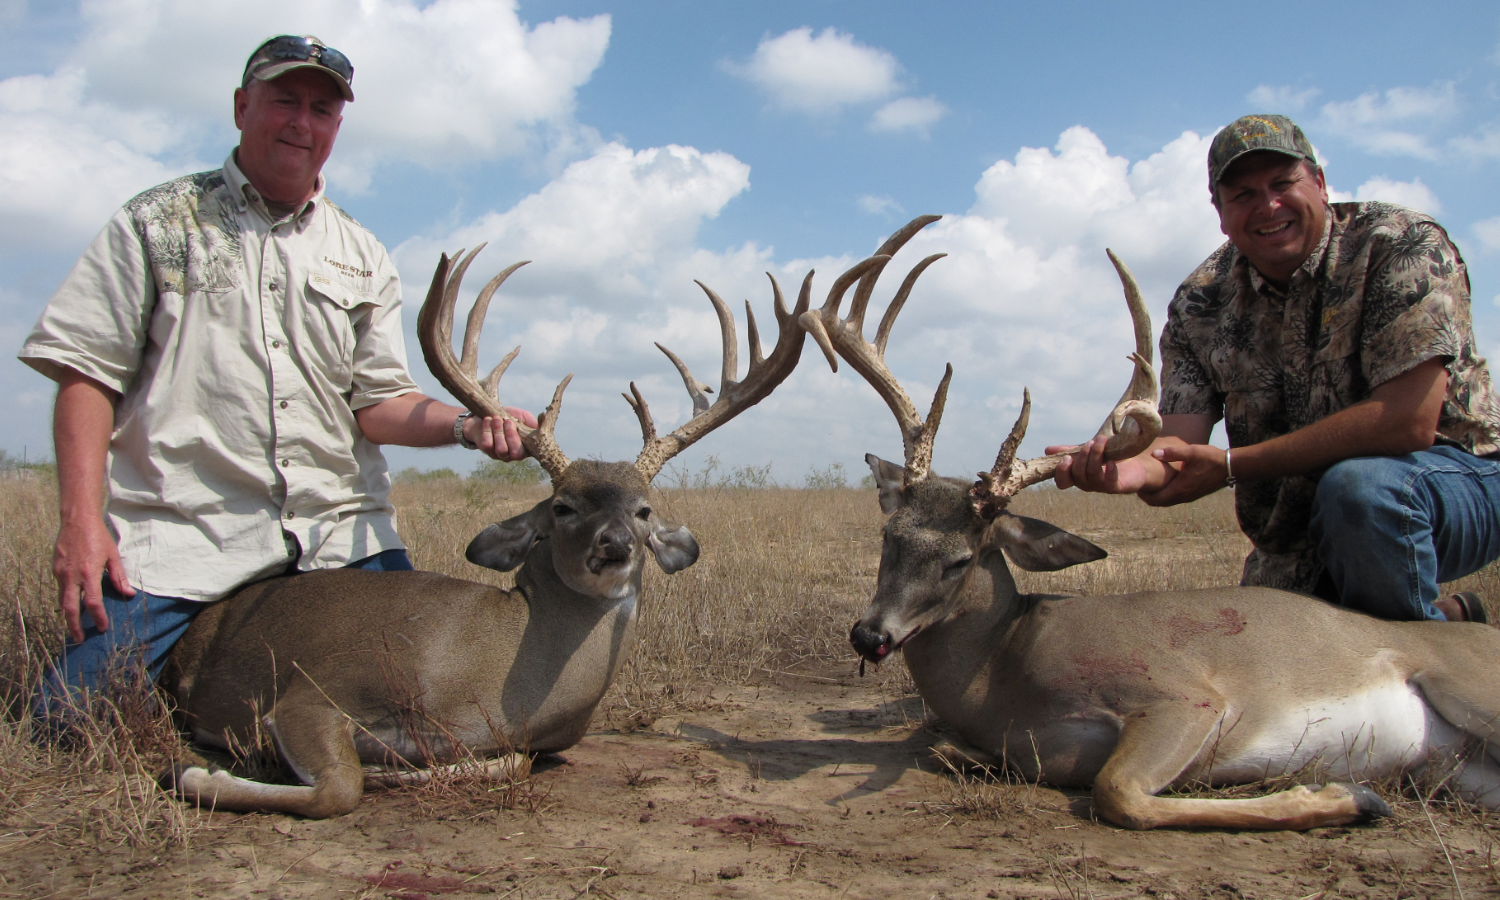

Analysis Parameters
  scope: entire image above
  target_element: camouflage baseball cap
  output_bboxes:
[1208,114,1316,191]
[242,35,354,102]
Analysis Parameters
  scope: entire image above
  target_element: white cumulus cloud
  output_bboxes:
[1318,83,1458,159]
[869,96,946,135]
[1474,218,1500,254]
[1351,177,1442,215]
[729,27,900,113]
[858,194,904,217]
[0,0,610,254]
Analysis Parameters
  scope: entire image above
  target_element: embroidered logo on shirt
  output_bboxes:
[323,257,373,279]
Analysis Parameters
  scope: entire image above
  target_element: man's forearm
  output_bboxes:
[355,392,462,447]
[1228,358,1445,482]
[55,369,117,523]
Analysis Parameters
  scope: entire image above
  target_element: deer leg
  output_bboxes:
[1092,700,1391,831]
[932,735,1004,770]
[363,752,532,788]
[163,692,365,818]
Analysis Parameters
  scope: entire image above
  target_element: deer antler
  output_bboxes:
[417,246,573,480]
[969,249,1161,519]
[628,271,811,482]
[798,215,949,482]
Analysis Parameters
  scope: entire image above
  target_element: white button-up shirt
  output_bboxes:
[20,153,418,601]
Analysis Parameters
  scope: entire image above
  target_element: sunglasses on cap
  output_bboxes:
[243,35,354,89]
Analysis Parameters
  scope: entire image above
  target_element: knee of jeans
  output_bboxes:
[1313,457,1402,528]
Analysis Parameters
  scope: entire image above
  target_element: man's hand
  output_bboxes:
[1139,444,1230,507]
[54,517,133,643]
[1048,435,1159,494]
[463,408,539,461]
[52,367,130,642]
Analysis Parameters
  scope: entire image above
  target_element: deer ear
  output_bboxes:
[465,500,549,572]
[648,520,699,574]
[865,453,906,514]
[988,513,1106,572]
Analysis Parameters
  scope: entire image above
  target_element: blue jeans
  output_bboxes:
[1309,446,1500,621]
[31,549,413,730]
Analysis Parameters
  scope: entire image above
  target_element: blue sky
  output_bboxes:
[1,0,1497,483]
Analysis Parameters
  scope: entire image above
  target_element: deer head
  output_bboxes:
[800,216,1161,663]
[418,246,809,597]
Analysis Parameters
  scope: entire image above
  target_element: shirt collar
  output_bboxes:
[223,151,326,226]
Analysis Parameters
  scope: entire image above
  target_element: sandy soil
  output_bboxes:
[12,663,1500,900]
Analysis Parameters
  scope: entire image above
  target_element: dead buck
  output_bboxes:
[159,247,812,817]
[804,214,1500,831]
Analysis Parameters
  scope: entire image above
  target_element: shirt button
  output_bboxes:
[272,340,281,349]
[285,511,295,520]
[269,282,279,291]
[281,459,291,468]
[280,400,289,409]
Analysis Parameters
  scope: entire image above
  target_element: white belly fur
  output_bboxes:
[1204,680,1465,785]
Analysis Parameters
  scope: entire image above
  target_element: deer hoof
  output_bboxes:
[1341,782,1393,822]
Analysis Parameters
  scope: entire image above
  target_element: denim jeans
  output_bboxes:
[1309,446,1500,621]
[31,548,413,730]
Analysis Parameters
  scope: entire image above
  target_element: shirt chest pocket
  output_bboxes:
[298,274,375,390]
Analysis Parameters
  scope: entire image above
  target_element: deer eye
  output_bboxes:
[943,556,972,579]
[636,507,652,521]
[552,503,575,517]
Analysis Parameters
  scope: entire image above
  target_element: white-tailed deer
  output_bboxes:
[804,214,1500,831]
[158,246,820,817]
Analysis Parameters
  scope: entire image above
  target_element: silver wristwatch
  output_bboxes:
[454,411,477,450]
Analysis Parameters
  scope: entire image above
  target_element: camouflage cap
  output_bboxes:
[242,35,354,102]
[1208,114,1316,191]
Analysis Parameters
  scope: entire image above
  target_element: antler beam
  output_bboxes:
[628,272,811,482]
[416,247,573,480]
[799,215,949,482]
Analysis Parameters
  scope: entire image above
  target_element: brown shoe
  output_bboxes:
[1445,591,1490,624]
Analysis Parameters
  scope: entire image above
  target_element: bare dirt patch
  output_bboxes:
[15,666,1500,898]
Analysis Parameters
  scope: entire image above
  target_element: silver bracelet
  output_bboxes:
[1224,447,1237,489]
[454,411,478,450]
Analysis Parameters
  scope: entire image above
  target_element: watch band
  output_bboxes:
[454,411,478,450]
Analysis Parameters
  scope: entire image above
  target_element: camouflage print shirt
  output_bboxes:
[19,154,419,602]
[1159,201,1500,594]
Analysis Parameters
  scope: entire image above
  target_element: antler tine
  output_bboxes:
[633,268,813,483]
[849,213,944,327]
[1095,249,1161,459]
[694,281,740,394]
[905,364,953,482]
[874,253,947,357]
[968,250,1162,518]
[416,248,572,480]
[462,260,529,372]
[745,298,764,368]
[623,382,657,447]
[799,256,887,373]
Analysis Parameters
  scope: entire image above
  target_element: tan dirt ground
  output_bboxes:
[11,663,1500,899]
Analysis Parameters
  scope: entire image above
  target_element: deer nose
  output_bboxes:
[849,621,891,662]
[597,525,635,560]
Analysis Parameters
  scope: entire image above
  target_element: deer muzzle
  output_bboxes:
[850,621,892,663]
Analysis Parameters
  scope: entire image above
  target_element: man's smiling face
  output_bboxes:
[1214,151,1329,286]
[233,68,344,206]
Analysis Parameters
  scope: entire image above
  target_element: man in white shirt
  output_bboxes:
[20,35,533,726]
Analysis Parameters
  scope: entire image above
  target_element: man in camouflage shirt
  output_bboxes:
[1055,114,1500,623]
[19,36,535,727]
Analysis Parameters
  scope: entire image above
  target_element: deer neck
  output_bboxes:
[505,538,642,747]
[903,548,1022,722]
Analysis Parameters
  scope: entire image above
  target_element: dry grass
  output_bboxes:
[2,471,1499,857]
